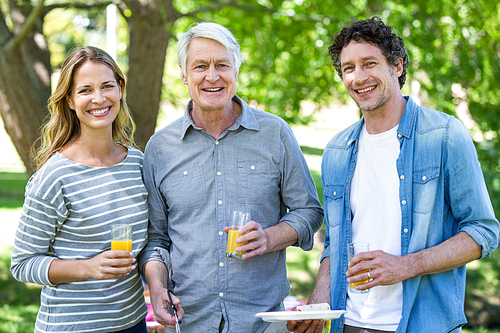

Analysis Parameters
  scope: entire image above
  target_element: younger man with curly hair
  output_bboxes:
[288,17,498,333]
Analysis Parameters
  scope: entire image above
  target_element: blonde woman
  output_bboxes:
[11,46,148,333]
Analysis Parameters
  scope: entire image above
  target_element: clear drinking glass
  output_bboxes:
[111,224,132,266]
[226,211,251,260]
[347,242,370,294]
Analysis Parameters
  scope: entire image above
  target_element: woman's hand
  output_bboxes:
[87,250,137,280]
[48,250,136,284]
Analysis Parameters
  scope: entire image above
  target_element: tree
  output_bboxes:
[0,0,51,175]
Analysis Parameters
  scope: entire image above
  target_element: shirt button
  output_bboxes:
[218,200,222,205]
[215,140,220,145]
[400,175,404,180]
[334,191,336,196]
[219,262,224,267]
[217,171,222,176]
[398,133,402,138]
[219,292,224,297]
[183,171,188,176]
[251,165,255,170]
[219,231,223,236]
[402,200,407,205]
[404,228,409,233]
[422,175,427,181]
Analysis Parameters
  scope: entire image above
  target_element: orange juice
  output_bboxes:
[111,239,132,267]
[226,228,248,259]
[111,239,132,251]
[349,269,370,289]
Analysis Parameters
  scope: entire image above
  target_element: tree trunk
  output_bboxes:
[124,0,174,149]
[0,2,51,175]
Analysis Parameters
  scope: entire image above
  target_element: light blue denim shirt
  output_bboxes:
[139,96,323,333]
[321,96,499,333]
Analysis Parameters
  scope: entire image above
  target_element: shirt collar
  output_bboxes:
[178,95,260,140]
[348,95,416,147]
[397,96,416,139]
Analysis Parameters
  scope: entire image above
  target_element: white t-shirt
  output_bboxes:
[345,124,403,331]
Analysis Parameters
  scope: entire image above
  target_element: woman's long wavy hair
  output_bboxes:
[33,46,137,171]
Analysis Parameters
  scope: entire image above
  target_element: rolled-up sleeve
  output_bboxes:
[445,117,499,258]
[278,124,324,250]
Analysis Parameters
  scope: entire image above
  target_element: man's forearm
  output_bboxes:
[264,221,299,252]
[406,231,481,279]
[143,260,170,289]
[309,257,331,305]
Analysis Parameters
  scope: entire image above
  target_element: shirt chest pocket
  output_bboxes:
[412,166,440,214]
[323,185,344,228]
[237,160,274,204]
[162,166,207,211]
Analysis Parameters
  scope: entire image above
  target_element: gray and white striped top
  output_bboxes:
[10,147,148,333]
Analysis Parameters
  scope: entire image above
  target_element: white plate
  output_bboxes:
[255,310,347,322]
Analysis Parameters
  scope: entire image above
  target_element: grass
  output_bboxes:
[0,247,40,333]
[0,172,27,208]
[0,171,41,332]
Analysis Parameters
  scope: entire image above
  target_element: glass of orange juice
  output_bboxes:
[226,211,251,260]
[112,224,132,266]
[347,242,370,294]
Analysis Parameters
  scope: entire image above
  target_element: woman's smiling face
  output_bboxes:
[67,61,122,135]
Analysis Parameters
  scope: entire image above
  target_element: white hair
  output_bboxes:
[177,22,244,77]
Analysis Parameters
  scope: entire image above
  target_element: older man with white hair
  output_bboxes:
[139,22,323,333]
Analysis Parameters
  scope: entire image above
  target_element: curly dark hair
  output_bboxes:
[328,16,410,89]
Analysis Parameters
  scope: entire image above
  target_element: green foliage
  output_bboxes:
[309,166,323,205]
[286,246,323,301]
[44,6,129,74]
[44,8,90,68]
[465,251,500,328]
[170,0,347,124]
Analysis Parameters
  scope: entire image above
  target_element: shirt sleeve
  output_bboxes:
[445,117,499,258]
[10,184,62,287]
[278,122,324,251]
[137,139,173,273]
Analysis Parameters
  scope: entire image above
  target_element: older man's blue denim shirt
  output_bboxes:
[321,96,499,333]
[139,96,324,333]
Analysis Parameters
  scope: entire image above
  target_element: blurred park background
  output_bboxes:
[1,0,500,332]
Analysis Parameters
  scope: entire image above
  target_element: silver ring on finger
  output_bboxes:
[257,240,261,248]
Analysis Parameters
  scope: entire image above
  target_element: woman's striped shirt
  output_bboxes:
[10,147,148,333]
